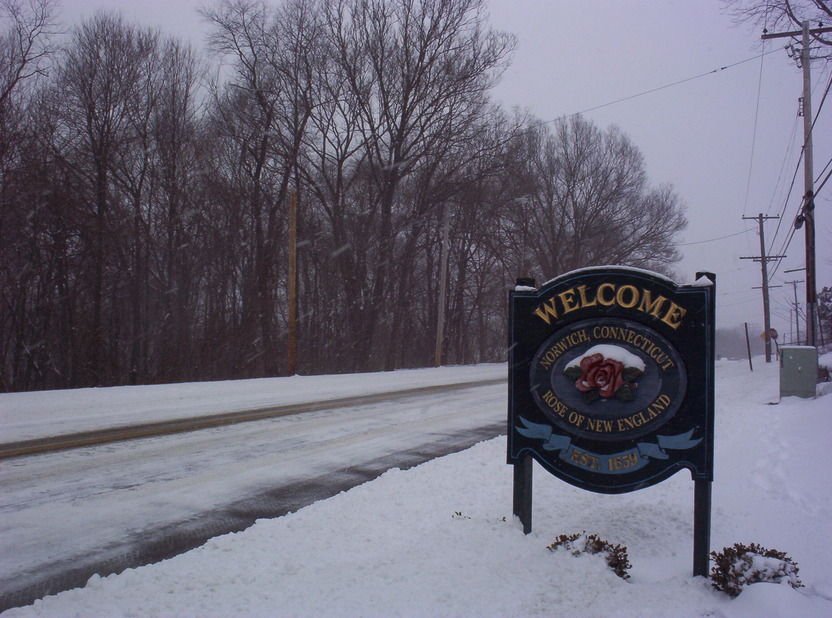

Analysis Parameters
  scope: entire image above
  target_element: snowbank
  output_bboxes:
[0,364,505,442]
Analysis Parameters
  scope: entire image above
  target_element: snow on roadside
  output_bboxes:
[2,359,831,617]
[0,364,505,442]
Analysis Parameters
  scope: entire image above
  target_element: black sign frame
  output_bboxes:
[507,267,715,576]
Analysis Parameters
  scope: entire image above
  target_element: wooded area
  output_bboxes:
[1,0,687,392]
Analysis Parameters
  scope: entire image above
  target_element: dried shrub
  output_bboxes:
[710,543,803,598]
[547,532,632,580]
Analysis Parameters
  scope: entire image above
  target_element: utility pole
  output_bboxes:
[288,189,298,375]
[434,203,451,367]
[785,279,804,344]
[762,22,832,347]
[741,214,785,362]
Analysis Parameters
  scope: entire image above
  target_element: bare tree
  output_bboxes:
[148,38,206,382]
[1,0,696,391]
[202,0,317,376]
[323,0,515,369]
[0,0,56,112]
[52,12,159,384]
[504,116,687,284]
[724,0,832,61]
[1,0,57,248]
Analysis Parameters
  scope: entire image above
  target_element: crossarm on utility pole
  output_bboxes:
[740,214,784,363]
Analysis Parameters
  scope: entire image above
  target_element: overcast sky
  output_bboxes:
[59,0,831,339]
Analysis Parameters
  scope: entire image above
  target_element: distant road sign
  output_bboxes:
[761,328,778,341]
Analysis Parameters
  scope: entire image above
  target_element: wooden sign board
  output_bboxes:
[508,267,715,575]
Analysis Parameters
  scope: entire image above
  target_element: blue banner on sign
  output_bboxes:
[517,417,701,475]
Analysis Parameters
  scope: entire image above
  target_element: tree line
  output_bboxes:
[0,0,687,392]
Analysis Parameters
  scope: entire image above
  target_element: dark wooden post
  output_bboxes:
[511,277,536,534]
[693,480,712,577]
[512,454,533,534]
[694,271,716,577]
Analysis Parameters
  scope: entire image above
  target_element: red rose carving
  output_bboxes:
[575,353,625,398]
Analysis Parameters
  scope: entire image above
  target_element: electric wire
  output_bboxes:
[678,229,750,246]
[764,76,825,256]
[816,155,832,187]
[545,47,785,125]
[391,50,793,247]
[742,46,768,217]
[815,161,832,196]
[764,115,800,218]
[764,147,803,259]
[768,222,799,283]
[765,71,832,281]
[357,45,816,293]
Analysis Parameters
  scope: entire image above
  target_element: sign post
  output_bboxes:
[508,267,715,576]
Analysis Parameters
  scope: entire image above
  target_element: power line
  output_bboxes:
[816,156,832,188]
[763,63,830,269]
[764,115,800,216]
[767,222,799,282]
[545,47,785,124]
[679,229,749,246]
[815,162,832,196]
[765,151,802,257]
[742,46,768,216]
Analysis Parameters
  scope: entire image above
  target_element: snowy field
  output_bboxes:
[2,358,831,617]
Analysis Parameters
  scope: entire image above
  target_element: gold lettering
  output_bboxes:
[539,330,590,369]
[533,297,559,325]
[534,282,687,328]
[586,418,613,433]
[608,452,639,471]
[597,283,616,306]
[567,411,585,428]
[577,285,597,308]
[616,285,639,309]
[570,448,600,470]
[559,288,580,314]
[661,302,687,329]
[638,289,667,318]
[618,417,635,431]
[542,390,568,417]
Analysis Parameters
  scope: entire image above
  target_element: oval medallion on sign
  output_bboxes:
[529,318,687,442]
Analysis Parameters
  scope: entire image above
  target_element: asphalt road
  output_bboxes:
[0,381,506,612]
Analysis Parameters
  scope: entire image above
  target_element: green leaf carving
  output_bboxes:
[622,367,643,381]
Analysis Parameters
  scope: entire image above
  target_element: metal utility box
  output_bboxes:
[780,346,818,399]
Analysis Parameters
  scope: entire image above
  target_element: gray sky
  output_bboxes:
[60,0,831,338]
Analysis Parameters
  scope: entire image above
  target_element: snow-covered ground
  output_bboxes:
[2,359,831,617]
[1,366,507,606]
[1,364,506,442]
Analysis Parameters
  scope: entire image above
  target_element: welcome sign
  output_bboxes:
[508,267,715,566]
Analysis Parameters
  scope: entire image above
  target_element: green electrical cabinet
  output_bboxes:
[779,346,818,399]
